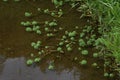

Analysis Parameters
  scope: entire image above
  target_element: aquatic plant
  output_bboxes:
[26,27,32,32]
[34,58,41,63]
[109,73,114,78]
[75,26,79,29]
[81,50,88,56]
[92,63,98,67]
[44,27,49,32]
[93,53,99,58]
[48,60,54,70]
[104,72,109,77]
[25,12,32,17]
[58,9,63,17]
[86,25,92,33]
[51,12,56,16]
[78,39,86,47]
[27,59,33,65]
[59,42,64,46]
[70,37,75,41]
[45,21,49,25]
[62,35,67,40]
[37,8,41,12]
[87,40,92,45]
[66,44,70,48]
[74,57,78,61]
[65,31,69,35]
[47,33,54,37]
[52,0,63,8]
[21,21,31,26]
[30,53,34,57]
[32,21,38,25]
[44,9,49,14]
[68,31,77,37]
[36,30,41,35]
[78,47,82,51]
[48,64,54,70]
[80,60,87,65]
[38,51,42,55]
[48,21,57,27]
[31,41,41,49]
[33,26,40,31]
[67,47,72,52]
[57,47,63,52]
[80,33,85,38]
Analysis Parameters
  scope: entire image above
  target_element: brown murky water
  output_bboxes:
[0,0,108,80]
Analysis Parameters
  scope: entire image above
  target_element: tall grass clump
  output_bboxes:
[77,0,120,77]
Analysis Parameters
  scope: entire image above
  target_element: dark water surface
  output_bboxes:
[0,57,80,80]
[0,0,108,80]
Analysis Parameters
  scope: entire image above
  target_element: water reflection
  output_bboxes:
[0,57,80,80]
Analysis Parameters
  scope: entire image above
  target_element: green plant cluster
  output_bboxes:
[2,0,108,76]
[78,0,120,77]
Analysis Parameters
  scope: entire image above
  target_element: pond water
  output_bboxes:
[0,57,80,80]
[0,0,108,80]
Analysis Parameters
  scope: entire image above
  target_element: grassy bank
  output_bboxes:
[76,0,120,78]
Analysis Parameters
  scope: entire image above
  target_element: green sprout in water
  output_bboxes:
[21,21,31,26]
[58,9,63,17]
[81,50,88,55]
[62,35,67,40]
[109,73,114,78]
[87,39,92,46]
[44,27,49,32]
[48,60,54,70]
[44,9,49,14]
[93,53,99,58]
[104,72,109,77]
[68,31,77,37]
[30,53,34,57]
[78,39,86,47]
[51,12,56,16]
[33,25,40,31]
[52,0,63,8]
[74,57,78,61]
[57,47,63,52]
[31,41,41,49]
[37,8,41,12]
[80,33,85,38]
[67,47,72,52]
[27,59,33,65]
[59,42,64,46]
[36,30,42,35]
[70,37,75,41]
[26,27,32,32]
[92,63,98,67]
[47,33,54,37]
[49,21,57,27]
[78,47,82,51]
[32,21,38,25]
[25,12,32,17]
[48,64,54,70]
[80,60,87,65]
[38,51,42,55]
[34,58,41,63]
